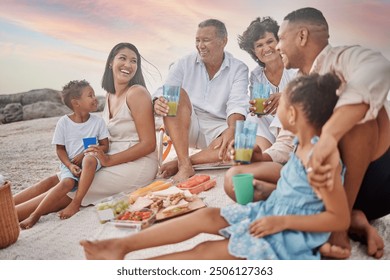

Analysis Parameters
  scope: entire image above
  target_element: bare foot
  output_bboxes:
[349,209,384,259]
[158,160,179,178]
[20,213,40,229]
[172,162,195,183]
[80,239,127,260]
[319,242,351,259]
[58,202,80,219]
[319,231,351,259]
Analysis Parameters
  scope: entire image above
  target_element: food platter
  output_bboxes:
[155,196,206,221]
[95,175,215,229]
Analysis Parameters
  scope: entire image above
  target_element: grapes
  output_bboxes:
[96,199,129,215]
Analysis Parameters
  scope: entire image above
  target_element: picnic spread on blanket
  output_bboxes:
[95,174,216,231]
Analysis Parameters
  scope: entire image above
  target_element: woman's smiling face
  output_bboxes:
[111,47,138,84]
[253,32,280,65]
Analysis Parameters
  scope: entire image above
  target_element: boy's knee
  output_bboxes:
[82,155,98,168]
[61,178,76,190]
[48,175,60,184]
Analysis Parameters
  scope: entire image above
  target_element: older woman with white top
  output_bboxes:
[239,17,297,152]
[224,17,297,202]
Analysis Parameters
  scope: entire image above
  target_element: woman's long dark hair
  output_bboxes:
[101,42,146,94]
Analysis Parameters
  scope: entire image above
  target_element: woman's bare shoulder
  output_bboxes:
[127,85,150,98]
[126,85,152,107]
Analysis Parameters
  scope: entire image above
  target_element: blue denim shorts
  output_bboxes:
[59,156,101,192]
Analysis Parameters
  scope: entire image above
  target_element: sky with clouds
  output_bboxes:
[0,0,389,96]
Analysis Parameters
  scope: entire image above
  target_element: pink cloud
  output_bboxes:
[0,0,389,94]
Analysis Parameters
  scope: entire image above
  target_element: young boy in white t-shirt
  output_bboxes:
[20,80,109,229]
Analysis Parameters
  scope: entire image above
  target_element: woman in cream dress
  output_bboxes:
[14,43,158,221]
[70,42,158,205]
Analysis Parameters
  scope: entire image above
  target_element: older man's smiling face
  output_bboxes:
[195,26,226,65]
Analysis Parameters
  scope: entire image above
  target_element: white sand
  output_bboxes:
[0,115,389,259]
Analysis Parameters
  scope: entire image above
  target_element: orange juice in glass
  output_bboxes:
[234,120,258,164]
[235,148,253,163]
[167,101,178,116]
[163,85,180,117]
[252,83,270,115]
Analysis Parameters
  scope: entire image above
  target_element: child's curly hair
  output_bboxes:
[285,73,341,130]
[61,80,90,110]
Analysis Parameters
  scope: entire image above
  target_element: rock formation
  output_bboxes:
[0,89,105,124]
[0,89,62,106]
[2,103,23,123]
[23,101,72,120]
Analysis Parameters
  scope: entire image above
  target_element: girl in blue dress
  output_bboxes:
[80,73,350,260]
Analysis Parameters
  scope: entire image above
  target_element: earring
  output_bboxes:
[109,64,112,69]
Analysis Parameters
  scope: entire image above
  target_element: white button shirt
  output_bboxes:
[154,51,249,120]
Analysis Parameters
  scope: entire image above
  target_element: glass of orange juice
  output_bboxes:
[163,85,180,117]
[252,83,271,115]
[234,120,258,164]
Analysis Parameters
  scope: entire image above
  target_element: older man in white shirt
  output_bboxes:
[153,19,249,181]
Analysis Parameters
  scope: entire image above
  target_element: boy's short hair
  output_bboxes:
[61,80,90,110]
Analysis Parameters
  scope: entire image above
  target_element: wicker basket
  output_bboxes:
[0,181,20,249]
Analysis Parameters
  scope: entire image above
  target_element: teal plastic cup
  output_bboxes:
[232,173,254,205]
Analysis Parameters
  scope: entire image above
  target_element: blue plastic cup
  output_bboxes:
[83,137,97,149]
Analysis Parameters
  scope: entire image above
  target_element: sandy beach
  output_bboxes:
[0,115,389,260]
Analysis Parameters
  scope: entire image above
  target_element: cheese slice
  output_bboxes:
[129,196,154,211]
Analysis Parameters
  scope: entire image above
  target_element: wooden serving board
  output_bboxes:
[156,197,206,221]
